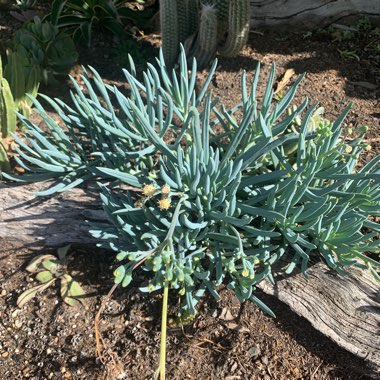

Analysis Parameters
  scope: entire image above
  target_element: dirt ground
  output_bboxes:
[1,4,380,380]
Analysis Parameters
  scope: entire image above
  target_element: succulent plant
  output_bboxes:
[161,0,250,67]
[12,16,78,84]
[48,0,143,47]
[6,48,380,378]
[17,245,87,308]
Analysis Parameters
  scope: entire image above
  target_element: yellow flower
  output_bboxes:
[142,183,156,197]
[158,197,171,210]
[345,145,353,154]
[365,144,372,151]
[241,269,249,278]
[161,184,171,195]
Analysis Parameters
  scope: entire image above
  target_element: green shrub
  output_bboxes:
[7,47,380,378]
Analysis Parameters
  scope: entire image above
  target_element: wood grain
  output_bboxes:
[250,0,380,29]
[258,263,380,372]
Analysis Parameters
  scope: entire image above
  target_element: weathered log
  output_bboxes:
[250,0,380,29]
[0,181,379,373]
[258,264,380,373]
[0,181,106,250]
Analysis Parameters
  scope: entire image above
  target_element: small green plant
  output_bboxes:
[6,48,380,378]
[161,0,250,67]
[12,16,78,84]
[17,245,87,308]
[338,48,360,61]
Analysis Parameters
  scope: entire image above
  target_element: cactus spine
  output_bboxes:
[160,0,250,67]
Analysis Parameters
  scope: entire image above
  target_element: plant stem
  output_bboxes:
[159,276,169,380]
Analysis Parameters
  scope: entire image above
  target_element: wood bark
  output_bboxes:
[250,0,380,29]
[0,181,379,373]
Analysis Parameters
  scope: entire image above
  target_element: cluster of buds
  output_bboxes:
[142,183,172,211]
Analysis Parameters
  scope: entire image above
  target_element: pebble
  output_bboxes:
[1,352,9,359]
[0,289,6,296]
[22,367,30,377]
[248,345,261,358]
[14,320,23,328]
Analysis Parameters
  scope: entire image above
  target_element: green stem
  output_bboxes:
[159,272,170,380]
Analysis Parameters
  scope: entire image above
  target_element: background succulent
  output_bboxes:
[48,0,152,47]
[12,16,78,84]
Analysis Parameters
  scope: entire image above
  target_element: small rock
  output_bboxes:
[14,320,23,328]
[219,307,234,321]
[11,310,20,318]
[22,367,30,377]
[248,345,261,358]
[0,289,6,297]
[1,352,9,359]
[261,355,269,365]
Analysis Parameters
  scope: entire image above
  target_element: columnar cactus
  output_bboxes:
[218,0,250,57]
[160,0,250,68]
[160,0,179,68]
